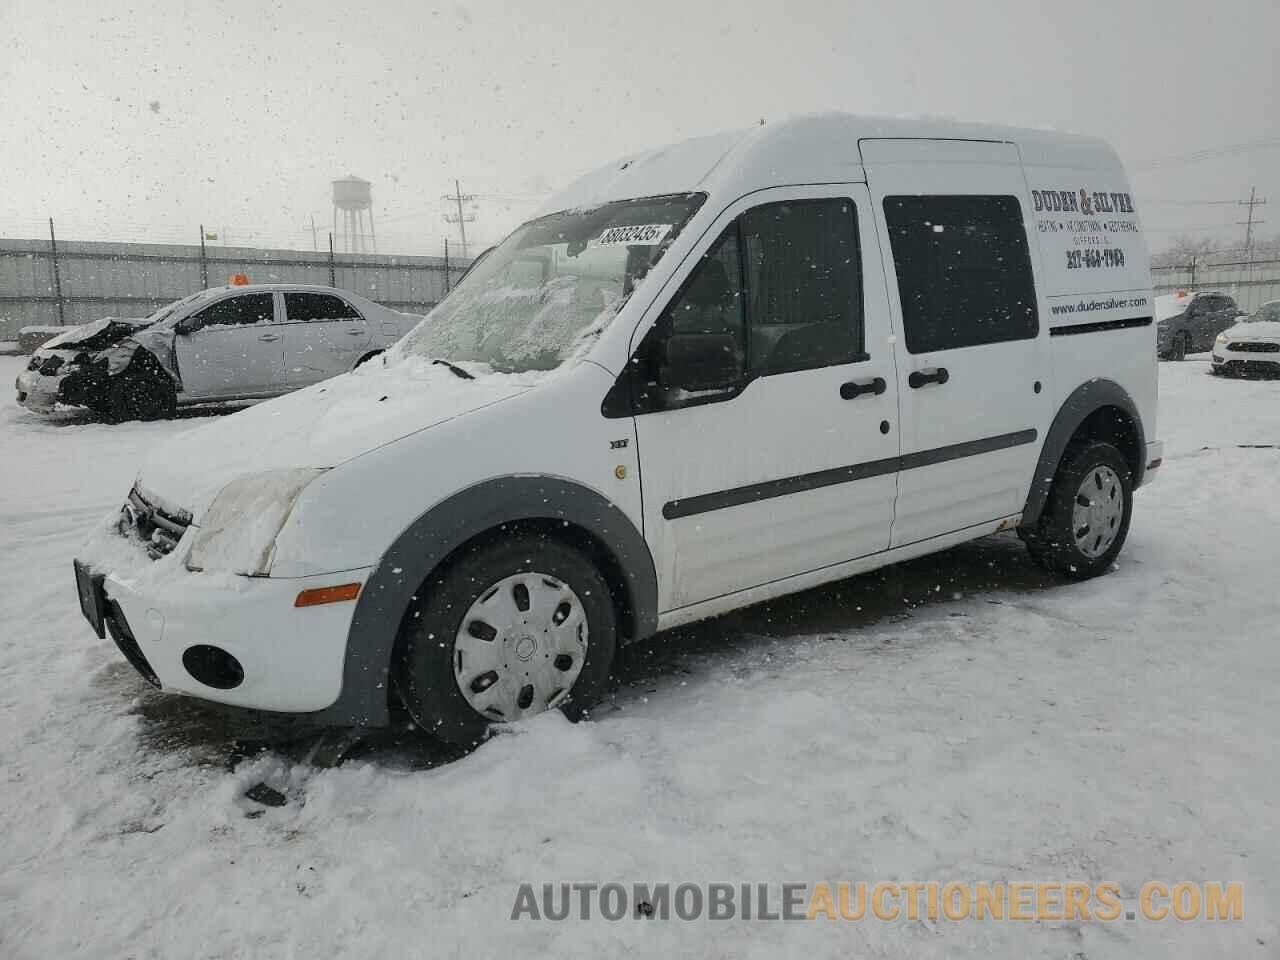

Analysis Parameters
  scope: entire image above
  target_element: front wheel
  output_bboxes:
[1168,332,1189,361]
[102,352,177,422]
[1023,441,1133,579]
[394,534,617,748]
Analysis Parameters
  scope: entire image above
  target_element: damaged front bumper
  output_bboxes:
[16,357,111,412]
[74,513,372,713]
[15,368,68,411]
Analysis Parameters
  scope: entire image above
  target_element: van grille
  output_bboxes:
[119,486,193,559]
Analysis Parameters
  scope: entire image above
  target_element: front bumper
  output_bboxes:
[1212,341,1280,376]
[77,556,374,713]
[15,369,65,411]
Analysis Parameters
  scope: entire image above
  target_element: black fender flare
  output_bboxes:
[1022,379,1146,527]
[311,475,658,728]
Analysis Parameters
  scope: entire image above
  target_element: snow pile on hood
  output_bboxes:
[137,357,533,516]
[1222,318,1280,341]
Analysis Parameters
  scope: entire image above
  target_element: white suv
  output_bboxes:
[75,115,1163,746]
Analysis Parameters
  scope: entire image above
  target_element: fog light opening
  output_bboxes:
[182,645,244,690]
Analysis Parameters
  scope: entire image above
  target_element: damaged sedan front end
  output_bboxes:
[15,313,179,420]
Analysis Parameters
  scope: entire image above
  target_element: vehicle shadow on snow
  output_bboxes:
[117,531,1062,777]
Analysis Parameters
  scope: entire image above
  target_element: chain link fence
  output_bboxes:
[0,237,471,341]
[1152,258,1280,313]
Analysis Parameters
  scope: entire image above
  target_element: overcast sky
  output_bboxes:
[2,0,1277,256]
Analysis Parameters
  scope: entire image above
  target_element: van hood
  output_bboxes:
[138,357,533,517]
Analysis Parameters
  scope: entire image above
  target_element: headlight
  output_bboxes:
[1216,332,1230,342]
[187,468,326,575]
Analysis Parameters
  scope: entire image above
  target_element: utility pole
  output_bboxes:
[199,224,209,289]
[48,217,65,326]
[1238,186,1267,261]
[442,179,475,259]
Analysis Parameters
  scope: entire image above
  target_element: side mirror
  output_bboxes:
[662,332,742,393]
[175,317,198,335]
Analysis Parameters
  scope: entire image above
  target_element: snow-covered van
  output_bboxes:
[74,114,1162,746]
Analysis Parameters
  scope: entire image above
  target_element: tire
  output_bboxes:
[1168,332,1189,362]
[394,534,618,748]
[102,352,176,422]
[1023,441,1133,580]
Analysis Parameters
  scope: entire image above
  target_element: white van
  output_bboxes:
[75,114,1162,746]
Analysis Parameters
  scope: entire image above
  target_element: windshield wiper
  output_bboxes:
[433,358,475,380]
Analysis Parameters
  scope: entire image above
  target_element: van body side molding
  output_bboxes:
[663,429,1038,521]
[313,476,659,728]
[1049,315,1152,337]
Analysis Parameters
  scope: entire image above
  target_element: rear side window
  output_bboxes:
[284,292,362,321]
[883,195,1037,353]
[192,293,275,328]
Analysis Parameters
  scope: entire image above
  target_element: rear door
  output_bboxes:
[172,291,284,400]
[863,139,1051,547]
[282,291,372,386]
[628,185,900,612]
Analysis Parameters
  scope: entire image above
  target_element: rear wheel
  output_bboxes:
[394,534,617,748]
[1023,441,1133,579]
[1168,332,1190,361]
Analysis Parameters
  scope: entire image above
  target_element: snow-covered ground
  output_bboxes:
[1,354,1277,958]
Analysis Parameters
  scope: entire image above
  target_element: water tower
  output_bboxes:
[332,176,376,254]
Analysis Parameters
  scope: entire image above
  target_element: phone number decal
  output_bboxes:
[1065,248,1126,270]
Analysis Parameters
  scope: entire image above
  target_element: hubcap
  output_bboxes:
[1071,465,1125,559]
[453,572,589,722]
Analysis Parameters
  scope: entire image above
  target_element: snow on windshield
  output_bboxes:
[398,193,705,373]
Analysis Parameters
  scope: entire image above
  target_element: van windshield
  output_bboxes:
[398,193,705,373]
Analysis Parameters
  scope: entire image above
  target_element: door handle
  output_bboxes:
[258,334,281,342]
[345,329,366,336]
[908,367,949,389]
[839,377,887,400]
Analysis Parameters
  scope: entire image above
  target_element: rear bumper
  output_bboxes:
[79,558,373,713]
[1141,439,1164,485]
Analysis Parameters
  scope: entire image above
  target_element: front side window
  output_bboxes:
[397,193,706,373]
[883,195,1037,353]
[617,197,864,413]
[190,293,275,329]
[284,292,361,322]
[741,200,863,373]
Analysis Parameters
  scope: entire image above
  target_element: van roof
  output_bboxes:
[542,113,1121,216]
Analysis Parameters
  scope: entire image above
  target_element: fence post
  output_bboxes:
[199,224,209,289]
[48,217,66,325]
[1189,256,1197,289]
[328,232,336,287]
[444,238,450,293]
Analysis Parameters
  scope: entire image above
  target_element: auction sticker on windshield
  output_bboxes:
[593,223,673,246]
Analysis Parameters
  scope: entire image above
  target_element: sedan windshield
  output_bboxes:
[399,193,705,373]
